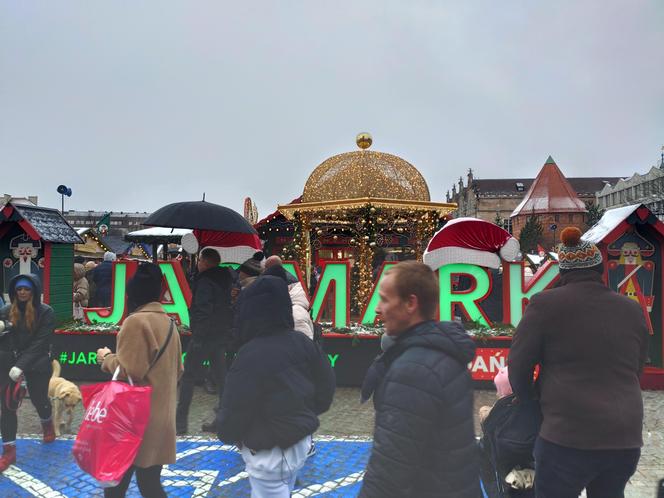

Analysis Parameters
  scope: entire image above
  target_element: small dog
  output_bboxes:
[48,360,82,436]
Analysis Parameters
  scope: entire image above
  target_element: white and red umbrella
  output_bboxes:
[424,217,520,269]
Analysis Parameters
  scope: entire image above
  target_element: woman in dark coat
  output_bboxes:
[217,275,335,497]
[0,274,56,472]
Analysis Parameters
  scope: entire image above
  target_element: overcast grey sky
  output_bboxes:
[1,1,662,218]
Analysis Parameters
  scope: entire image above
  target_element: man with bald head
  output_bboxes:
[264,255,283,269]
[263,256,315,339]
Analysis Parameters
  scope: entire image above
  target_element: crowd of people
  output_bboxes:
[0,226,651,497]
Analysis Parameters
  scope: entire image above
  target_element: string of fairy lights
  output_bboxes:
[79,230,152,260]
[271,133,457,314]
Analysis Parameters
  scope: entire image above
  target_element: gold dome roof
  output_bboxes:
[302,140,431,203]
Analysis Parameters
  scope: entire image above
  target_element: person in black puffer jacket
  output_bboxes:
[0,273,57,472]
[176,248,233,434]
[359,261,480,498]
[216,275,335,496]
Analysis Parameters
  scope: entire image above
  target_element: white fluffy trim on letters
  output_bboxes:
[423,247,500,270]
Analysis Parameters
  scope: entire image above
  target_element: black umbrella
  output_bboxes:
[144,201,257,234]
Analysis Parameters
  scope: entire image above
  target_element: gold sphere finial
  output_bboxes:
[356,132,372,150]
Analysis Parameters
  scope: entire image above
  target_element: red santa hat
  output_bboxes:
[181,229,262,264]
[423,217,520,270]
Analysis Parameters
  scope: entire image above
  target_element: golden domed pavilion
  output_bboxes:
[275,133,456,313]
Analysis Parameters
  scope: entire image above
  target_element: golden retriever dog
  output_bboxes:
[48,360,82,436]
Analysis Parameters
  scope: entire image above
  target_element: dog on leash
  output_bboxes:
[48,360,82,436]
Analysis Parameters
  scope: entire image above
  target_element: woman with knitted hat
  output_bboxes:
[0,274,57,472]
[509,227,649,498]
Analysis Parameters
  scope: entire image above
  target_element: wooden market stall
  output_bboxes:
[0,199,83,322]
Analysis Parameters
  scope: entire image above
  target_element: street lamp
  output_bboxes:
[549,223,558,251]
[56,185,72,214]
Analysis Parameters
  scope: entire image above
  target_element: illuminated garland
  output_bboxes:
[319,321,514,338]
[281,212,308,271]
[283,203,441,316]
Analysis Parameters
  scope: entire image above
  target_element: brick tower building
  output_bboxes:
[511,156,587,249]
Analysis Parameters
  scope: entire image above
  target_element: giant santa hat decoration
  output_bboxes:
[424,217,520,270]
[181,229,262,264]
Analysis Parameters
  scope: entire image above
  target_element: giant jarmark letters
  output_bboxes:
[83,259,560,328]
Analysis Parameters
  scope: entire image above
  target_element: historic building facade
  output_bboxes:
[64,210,151,235]
[447,162,621,235]
[597,162,664,219]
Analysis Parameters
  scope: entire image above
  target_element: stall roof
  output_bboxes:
[254,196,301,229]
[1,202,83,243]
[125,227,191,243]
[102,235,133,255]
[127,227,192,237]
[582,204,641,244]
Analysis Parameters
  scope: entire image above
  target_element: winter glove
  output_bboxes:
[9,366,23,382]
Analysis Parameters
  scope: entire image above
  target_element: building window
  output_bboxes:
[554,214,559,222]
[568,214,574,223]
[515,182,525,192]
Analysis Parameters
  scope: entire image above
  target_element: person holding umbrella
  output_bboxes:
[144,198,262,434]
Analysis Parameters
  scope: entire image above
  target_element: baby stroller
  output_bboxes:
[479,394,541,497]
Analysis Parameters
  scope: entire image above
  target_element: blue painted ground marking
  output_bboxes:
[0,438,371,497]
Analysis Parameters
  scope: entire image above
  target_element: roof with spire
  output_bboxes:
[510,156,587,217]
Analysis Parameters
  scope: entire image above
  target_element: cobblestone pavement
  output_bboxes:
[2,385,663,497]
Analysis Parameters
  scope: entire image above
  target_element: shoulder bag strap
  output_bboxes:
[147,319,175,372]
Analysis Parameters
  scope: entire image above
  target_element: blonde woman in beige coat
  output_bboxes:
[96,263,183,498]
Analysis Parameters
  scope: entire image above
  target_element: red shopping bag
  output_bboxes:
[72,368,152,486]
